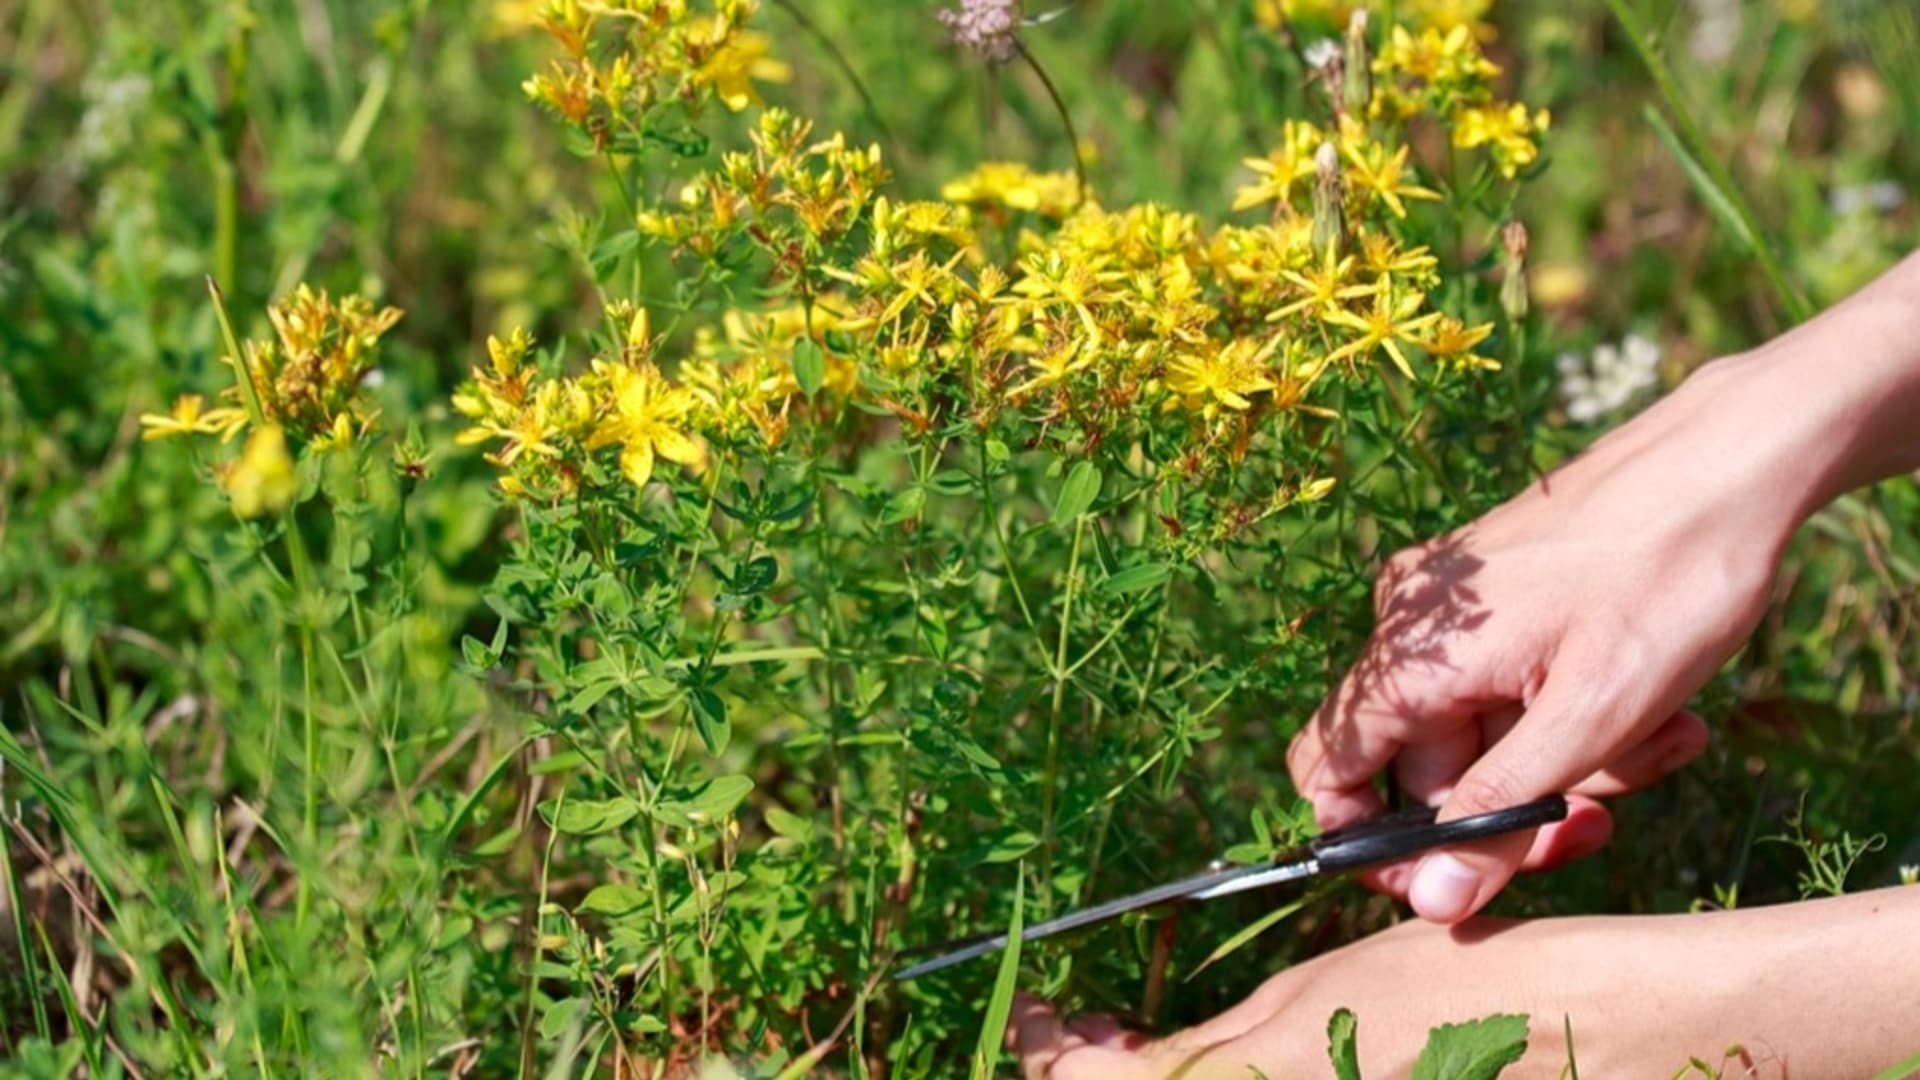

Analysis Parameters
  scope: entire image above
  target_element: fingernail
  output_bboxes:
[1409,853,1479,922]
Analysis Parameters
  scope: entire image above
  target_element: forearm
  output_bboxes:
[1548,886,1920,1075]
[1729,252,1920,521]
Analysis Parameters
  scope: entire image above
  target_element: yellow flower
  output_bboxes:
[1009,251,1121,345]
[871,196,975,257]
[592,363,707,489]
[1530,262,1591,308]
[1254,0,1363,29]
[1294,476,1338,503]
[1357,232,1440,284]
[311,411,361,454]
[222,426,298,519]
[1008,339,1095,399]
[1271,250,1375,322]
[486,0,545,37]
[1234,120,1324,212]
[695,29,791,112]
[1376,24,1499,86]
[1167,336,1281,415]
[941,162,1080,217]
[1453,103,1550,180]
[1323,275,1441,378]
[1420,315,1499,371]
[1398,0,1497,36]
[1341,139,1441,219]
[139,394,246,442]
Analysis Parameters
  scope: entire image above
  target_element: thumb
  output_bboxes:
[1406,671,1631,924]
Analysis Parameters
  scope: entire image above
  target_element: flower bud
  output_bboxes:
[1343,10,1372,117]
[1500,220,1530,322]
[1311,141,1345,261]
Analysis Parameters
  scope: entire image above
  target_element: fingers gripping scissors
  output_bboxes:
[892,795,1568,981]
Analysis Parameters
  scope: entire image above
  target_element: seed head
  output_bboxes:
[938,0,1023,63]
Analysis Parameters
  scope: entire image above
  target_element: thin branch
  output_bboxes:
[1014,38,1088,206]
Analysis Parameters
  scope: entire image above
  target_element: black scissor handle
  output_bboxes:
[1309,795,1568,875]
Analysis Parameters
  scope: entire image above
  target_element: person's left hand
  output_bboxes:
[1004,914,1750,1080]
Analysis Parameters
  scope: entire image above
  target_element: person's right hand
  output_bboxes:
[1286,254,1920,923]
[1287,344,1844,923]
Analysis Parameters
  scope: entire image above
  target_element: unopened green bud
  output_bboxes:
[1343,10,1372,117]
[1311,141,1345,260]
[1500,220,1530,321]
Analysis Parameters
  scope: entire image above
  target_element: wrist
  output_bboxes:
[1736,254,1920,511]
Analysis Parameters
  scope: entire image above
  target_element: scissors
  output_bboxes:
[893,794,1568,981]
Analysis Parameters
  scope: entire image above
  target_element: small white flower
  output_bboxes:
[1304,38,1342,73]
[1687,0,1741,64]
[1901,865,1917,886]
[1559,333,1662,423]
[71,71,152,167]
[1829,180,1905,217]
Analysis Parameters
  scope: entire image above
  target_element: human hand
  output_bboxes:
[1007,887,1920,1079]
[1287,350,1816,922]
[1286,254,1920,924]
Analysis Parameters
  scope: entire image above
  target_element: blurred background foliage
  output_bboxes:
[1,0,1917,1075]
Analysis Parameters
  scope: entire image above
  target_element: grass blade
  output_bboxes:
[1871,1048,1920,1080]
[1642,105,1754,253]
[1603,0,1811,321]
[1183,898,1305,981]
[971,872,1025,1080]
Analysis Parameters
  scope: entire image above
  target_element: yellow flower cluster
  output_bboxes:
[1370,20,1549,179]
[1256,0,1492,37]
[940,162,1083,220]
[454,299,870,498]
[460,0,1532,501]
[521,0,790,144]
[637,108,888,253]
[1253,0,1546,179]
[142,285,403,451]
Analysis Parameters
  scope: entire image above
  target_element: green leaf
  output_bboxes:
[1328,1009,1361,1080]
[659,775,754,825]
[544,797,640,836]
[541,996,590,1041]
[577,883,649,917]
[690,689,730,755]
[590,229,642,270]
[1409,1014,1530,1080]
[764,805,814,842]
[1184,898,1304,981]
[738,556,778,594]
[879,486,926,525]
[460,634,493,669]
[568,679,620,714]
[970,873,1024,1080]
[1051,461,1102,524]
[976,829,1040,864]
[791,338,826,397]
[630,1015,667,1035]
[1101,563,1169,596]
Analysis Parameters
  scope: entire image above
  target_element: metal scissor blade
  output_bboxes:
[1182,856,1318,901]
[892,857,1310,981]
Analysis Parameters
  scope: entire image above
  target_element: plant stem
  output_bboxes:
[1014,39,1088,207]
[208,278,268,428]
[1602,0,1810,321]
[1038,514,1086,913]
[769,0,900,164]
